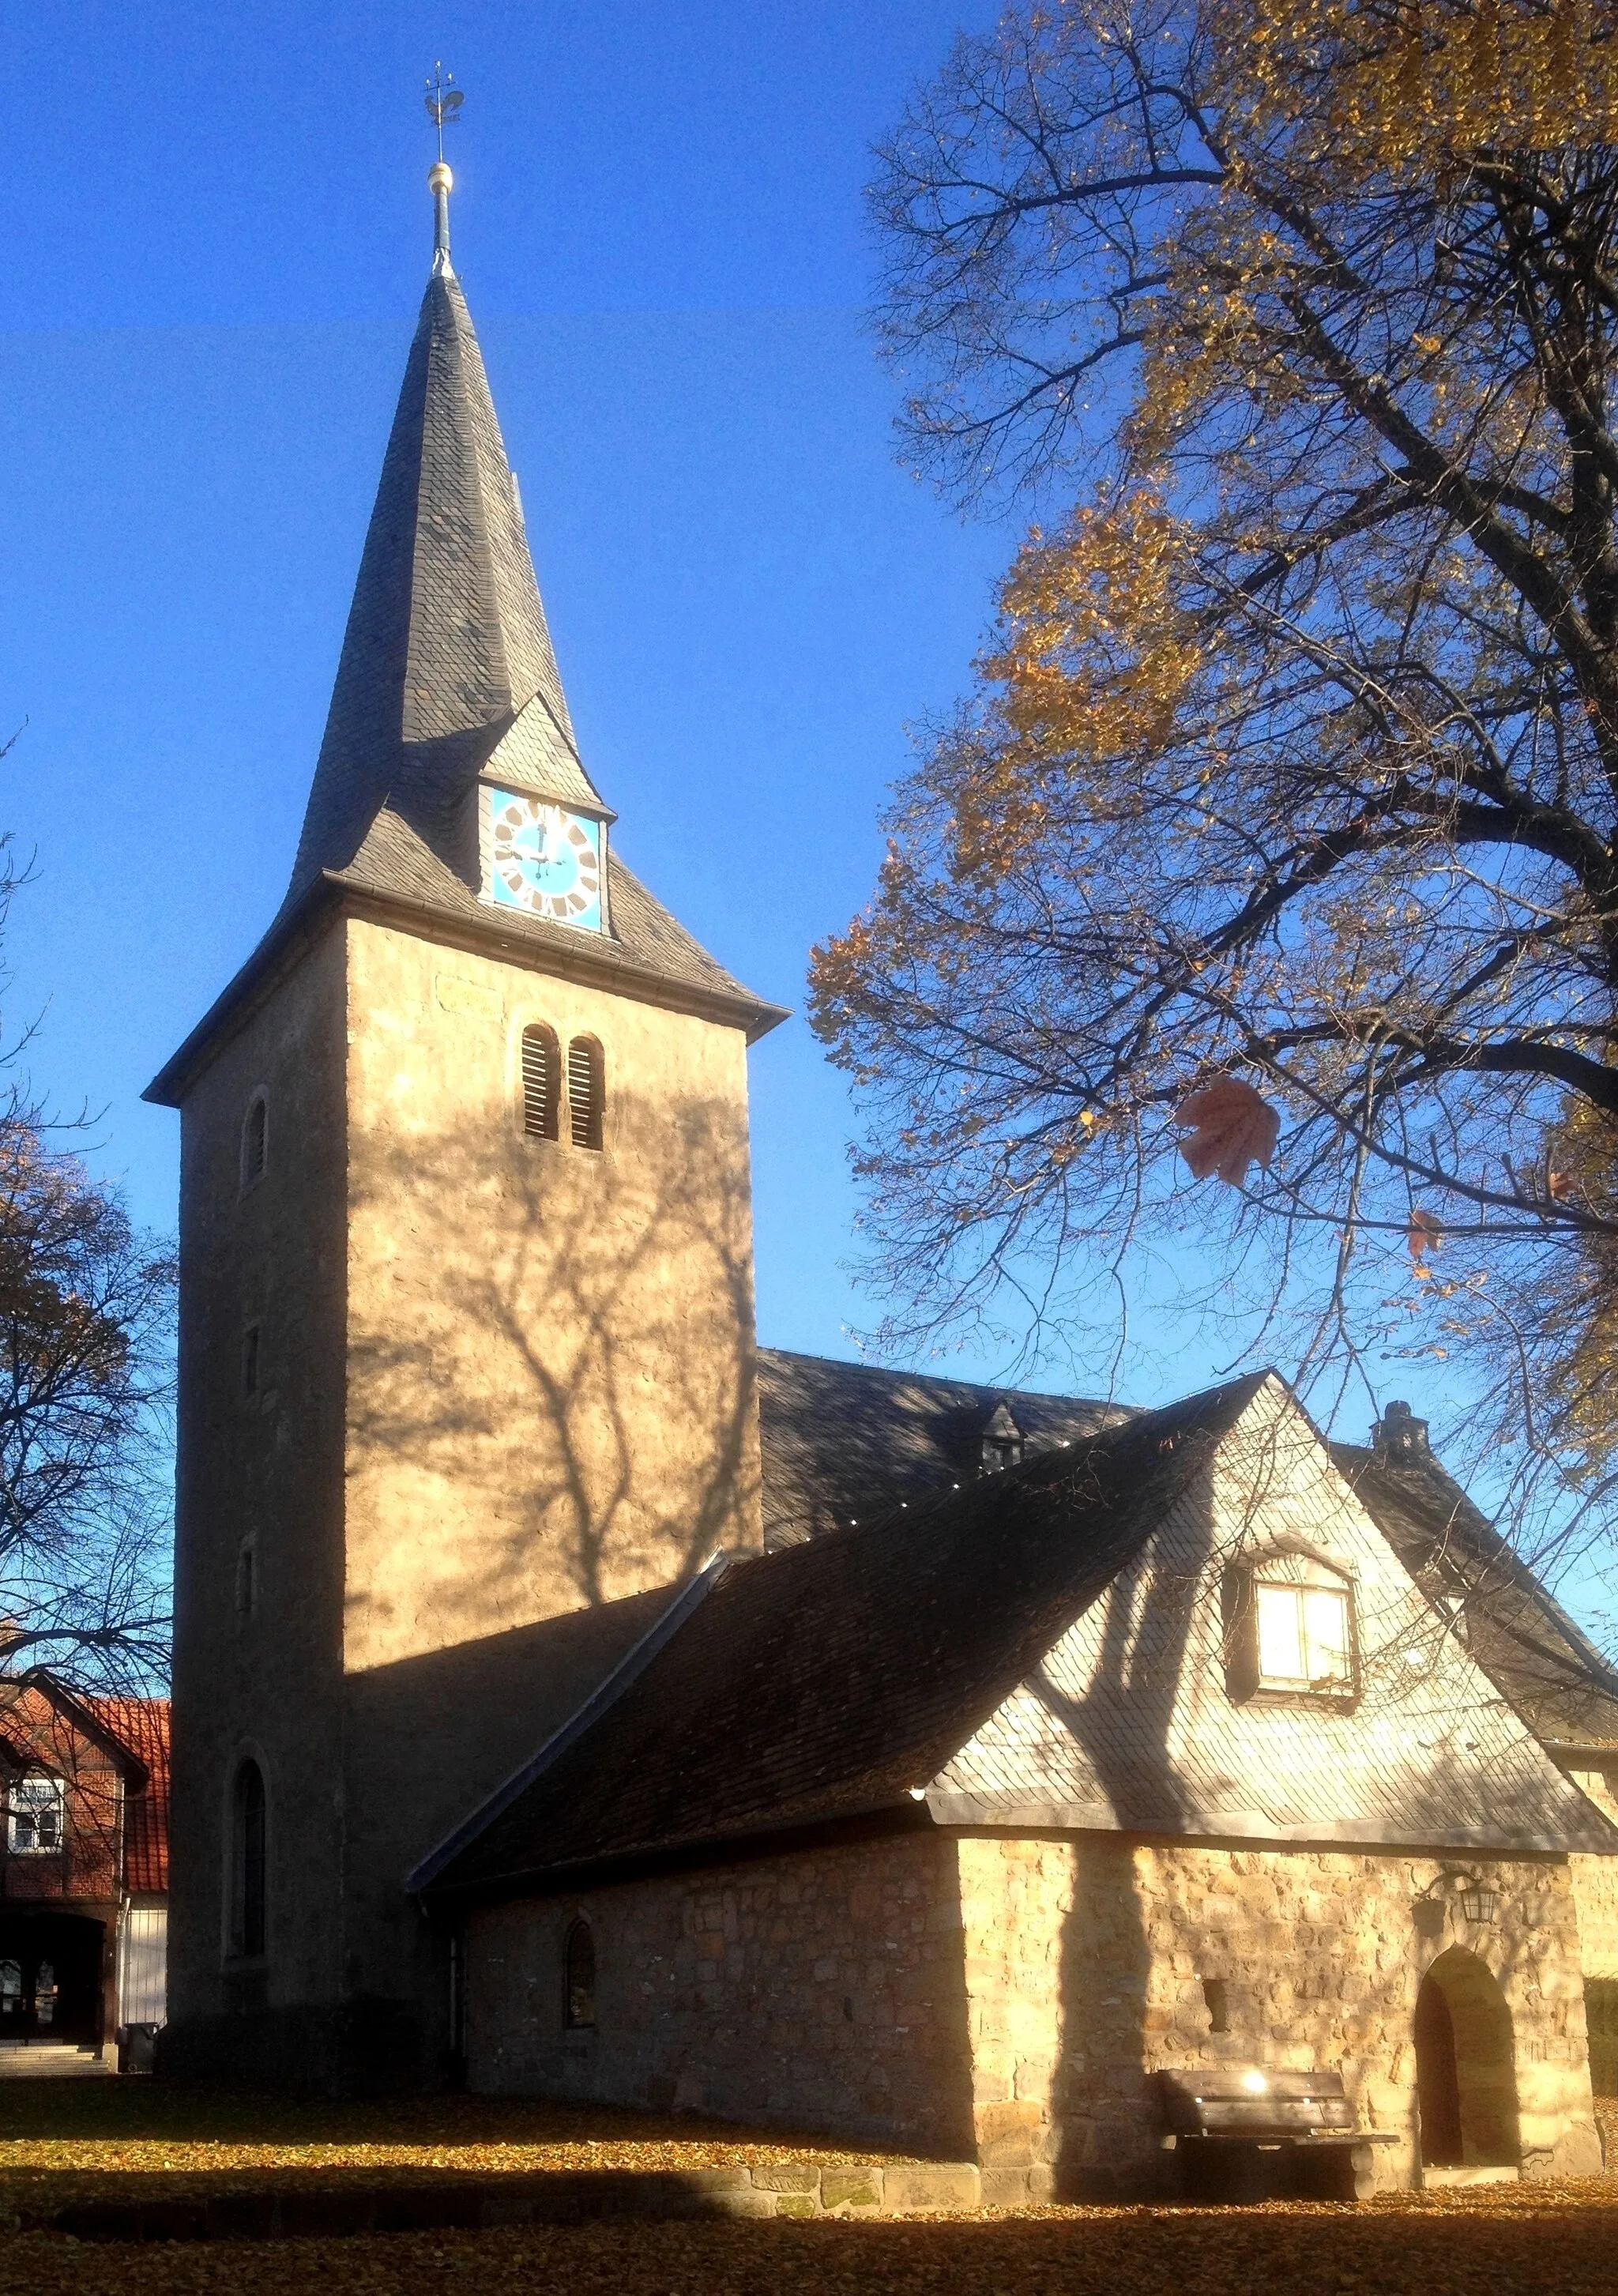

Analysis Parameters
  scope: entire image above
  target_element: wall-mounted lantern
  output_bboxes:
[1457,1876,1502,1926]
[1415,1869,1502,1929]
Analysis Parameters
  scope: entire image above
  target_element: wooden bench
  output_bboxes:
[1156,2065,1399,2201]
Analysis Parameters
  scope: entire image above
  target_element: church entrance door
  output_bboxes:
[0,1914,104,2045]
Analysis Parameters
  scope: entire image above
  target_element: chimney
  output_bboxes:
[1372,1399,1431,1462]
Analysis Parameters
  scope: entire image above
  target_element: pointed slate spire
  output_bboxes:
[288,163,606,903]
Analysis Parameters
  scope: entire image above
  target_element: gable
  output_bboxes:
[931,1379,1616,1855]
[415,1379,1265,1896]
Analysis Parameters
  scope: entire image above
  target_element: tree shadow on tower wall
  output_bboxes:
[333,1088,764,2034]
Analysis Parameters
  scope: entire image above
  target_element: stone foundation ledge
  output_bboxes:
[32,2161,1006,2242]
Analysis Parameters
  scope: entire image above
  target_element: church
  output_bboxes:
[145,167,1618,2198]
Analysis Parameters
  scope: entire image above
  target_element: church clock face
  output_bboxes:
[486,790,604,931]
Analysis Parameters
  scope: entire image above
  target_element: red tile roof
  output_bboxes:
[87,1697,170,1894]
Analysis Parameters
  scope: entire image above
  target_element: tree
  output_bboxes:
[0,1123,173,1688]
[809,1,1618,1561]
[0,815,173,1689]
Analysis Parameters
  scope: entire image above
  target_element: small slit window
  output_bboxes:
[566,1037,604,1151]
[242,1326,261,1399]
[521,1024,560,1141]
[241,1095,269,1191]
[563,1918,596,2028]
[231,1760,267,1960]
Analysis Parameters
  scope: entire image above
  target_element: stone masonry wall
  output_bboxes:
[465,1832,974,2154]
[956,1835,1602,2200]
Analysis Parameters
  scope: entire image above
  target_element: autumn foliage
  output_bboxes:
[811,0,1618,1530]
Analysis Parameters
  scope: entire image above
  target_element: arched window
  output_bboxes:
[241,1094,269,1191]
[520,1023,560,1141]
[566,1037,604,1151]
[563,1917,596,2028]
[231,1760,267,1960]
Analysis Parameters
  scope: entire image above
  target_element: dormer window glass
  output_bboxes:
[1255,1580,1352,1692]
[1224,1551,1358,1702]
[980,1402,1024,1475]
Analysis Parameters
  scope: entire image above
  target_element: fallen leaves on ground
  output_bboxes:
[0,2181,1615,2296]
[0,2087,914,2213]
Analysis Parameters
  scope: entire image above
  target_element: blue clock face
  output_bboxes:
[487,791,604,930]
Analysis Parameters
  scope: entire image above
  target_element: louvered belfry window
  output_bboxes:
[521,1024,560,1140]
[566,1037,604,1151]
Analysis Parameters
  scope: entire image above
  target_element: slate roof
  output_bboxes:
[1334,1440,1618,1756]
[756,1347,1125,1545]
[415,1379,1268,1895]
[420,1364,1618,1898]
[146,221,784,1108]
[288,264,602,909]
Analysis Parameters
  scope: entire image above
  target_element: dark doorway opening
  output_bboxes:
[0,1913,103,2044]
[1414,1948,1519,2171]
[1414,1971,1464,2165]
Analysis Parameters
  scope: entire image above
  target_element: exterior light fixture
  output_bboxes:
[1415,1869,1502,1927]
[1458,1877,1502,1925]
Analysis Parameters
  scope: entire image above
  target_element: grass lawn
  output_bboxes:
[0,2083,1609,2294]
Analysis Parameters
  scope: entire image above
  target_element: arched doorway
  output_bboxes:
[0,1913,105,2046]
[1414,1948,1519,2170]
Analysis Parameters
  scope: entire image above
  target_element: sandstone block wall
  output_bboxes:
[467,1827,1603,2197]
[956,1835,1602,2198]
[465,1833,975,2153]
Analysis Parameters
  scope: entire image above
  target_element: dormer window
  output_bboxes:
[1224,1550,1357,1702]
[980,1402,1024,1475]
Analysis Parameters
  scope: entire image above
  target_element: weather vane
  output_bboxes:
[423,66,464,273]
[424,64,464,163]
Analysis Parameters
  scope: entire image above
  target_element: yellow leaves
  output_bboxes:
[1210,1,1618,172]
[978,487,1202,796]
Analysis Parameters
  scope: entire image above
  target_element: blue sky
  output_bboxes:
[0,1,1018,1357]
[0,0,1548,1500]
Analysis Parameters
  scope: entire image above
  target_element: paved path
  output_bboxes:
[0,2043,112,2078]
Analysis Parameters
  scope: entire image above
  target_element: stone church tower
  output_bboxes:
[146,167,784,2083]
